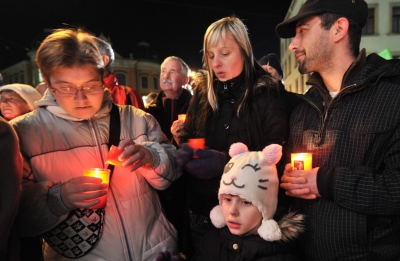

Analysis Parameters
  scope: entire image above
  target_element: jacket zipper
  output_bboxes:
[89,119,134,260]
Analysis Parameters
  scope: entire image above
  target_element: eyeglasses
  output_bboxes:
[49,84,104,97]
[0,96,24,104]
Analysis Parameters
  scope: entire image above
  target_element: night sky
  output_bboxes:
[1,0,292,71]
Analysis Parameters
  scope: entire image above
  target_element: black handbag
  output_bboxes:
[42,104,120,259]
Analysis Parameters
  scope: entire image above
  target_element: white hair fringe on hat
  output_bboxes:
[0,84,42,111]
[210,142,304,242]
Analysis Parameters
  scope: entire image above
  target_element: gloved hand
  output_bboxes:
[184,148,228,179]
[176,143,194,171]
[155,251,184,261]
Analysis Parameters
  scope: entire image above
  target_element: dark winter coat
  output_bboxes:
[146,88,192,142]
[193,226,300,261]
[182,69,288,217]
[0,116,22,261]
[289,49,400,260]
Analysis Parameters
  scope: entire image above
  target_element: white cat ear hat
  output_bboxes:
[210,142,282,241]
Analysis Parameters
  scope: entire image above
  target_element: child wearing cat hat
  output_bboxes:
[192,143,304,261]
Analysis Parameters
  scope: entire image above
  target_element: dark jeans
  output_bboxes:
[189,210,215,248]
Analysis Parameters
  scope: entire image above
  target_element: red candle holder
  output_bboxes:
[106,145,124,166]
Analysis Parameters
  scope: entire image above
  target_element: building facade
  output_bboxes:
[0,31,161,97]
[280,0,400,94]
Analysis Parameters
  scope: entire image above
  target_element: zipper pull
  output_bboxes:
[224,83,227,91]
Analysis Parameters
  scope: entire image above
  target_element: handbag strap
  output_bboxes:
[107,103,121,175]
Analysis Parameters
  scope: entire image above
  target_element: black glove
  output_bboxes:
[155,251,184,261]
[176,143,194,172]
[184,148,228,179]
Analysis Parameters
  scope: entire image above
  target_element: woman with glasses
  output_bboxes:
[9,29,179,261]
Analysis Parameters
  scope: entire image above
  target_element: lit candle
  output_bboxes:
[83,168,111,209]
[188,138,205,150]
[291,153,312,171]
[188,138,205,158]
[178,114,186,122]
[106,145,124,166]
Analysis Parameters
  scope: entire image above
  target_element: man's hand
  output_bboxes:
[170,119,185,145]
[280,163,320,199]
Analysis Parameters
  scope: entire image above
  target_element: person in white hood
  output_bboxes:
[0,84,41,121]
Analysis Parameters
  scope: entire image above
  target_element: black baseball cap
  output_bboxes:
[276,0,368,38]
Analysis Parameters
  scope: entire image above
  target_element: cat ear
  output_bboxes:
[229,142,248,157]
[262,144,282,165]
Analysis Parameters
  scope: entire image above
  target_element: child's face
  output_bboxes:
[221,194,262,236]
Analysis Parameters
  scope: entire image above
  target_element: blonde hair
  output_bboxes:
[36,28,104,82]
[203,16,255,114]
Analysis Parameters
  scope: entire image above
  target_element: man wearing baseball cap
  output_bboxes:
[277,0,400,260]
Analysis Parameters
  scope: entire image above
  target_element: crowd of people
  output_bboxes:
[1,0,400,260]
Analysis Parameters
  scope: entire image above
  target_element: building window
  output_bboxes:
[19,72,24,83]
[115,72,127,86]
[141,75,148,89]
[393,6,400,33]
[14,74,18,83]
[362,8,375,35]
[153,76,159,89]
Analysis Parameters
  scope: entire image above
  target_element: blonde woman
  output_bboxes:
[173,16,289,250]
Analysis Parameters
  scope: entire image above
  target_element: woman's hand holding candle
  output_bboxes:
[60,176,108,209]
[117,138,153,171]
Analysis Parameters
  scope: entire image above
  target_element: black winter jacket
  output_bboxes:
[145,88,192,141]
[289,50,400,260]
[192,227,300,261]
[182,70,288,216]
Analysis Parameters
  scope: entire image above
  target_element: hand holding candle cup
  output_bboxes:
[83,168,111,209]
[106,145,125,166]
[178,114,186,122]
[188,138,205,158]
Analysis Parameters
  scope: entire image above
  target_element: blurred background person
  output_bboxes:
[146,56,192,258]
[94,37,145,110]
[0,84,42,121]
[36,82,48,96]
[258,53,300,118]
[0,116,23,261]
[173,16,288,254]
[145,91,157,107]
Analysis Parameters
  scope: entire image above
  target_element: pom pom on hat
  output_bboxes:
[258,219,281,241]
[210,205,225,228]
